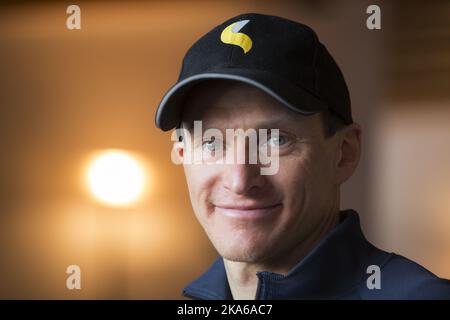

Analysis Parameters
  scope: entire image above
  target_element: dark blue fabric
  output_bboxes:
[182,209,450,300]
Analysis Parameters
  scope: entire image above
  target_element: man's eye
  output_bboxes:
[202,139,220,152]
[267,135,288,147]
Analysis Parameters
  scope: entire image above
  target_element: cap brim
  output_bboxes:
[155,67,328,131]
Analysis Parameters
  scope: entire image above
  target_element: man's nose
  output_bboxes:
[222,163,266,195]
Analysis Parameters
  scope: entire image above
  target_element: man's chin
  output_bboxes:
[215,242,270,263]
[205,225,278,262]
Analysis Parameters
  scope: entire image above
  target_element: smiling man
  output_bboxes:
[154,13,450,299]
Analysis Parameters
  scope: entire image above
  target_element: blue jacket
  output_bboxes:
[182,209,450,299]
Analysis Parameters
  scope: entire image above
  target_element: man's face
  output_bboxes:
[177,80,341,264]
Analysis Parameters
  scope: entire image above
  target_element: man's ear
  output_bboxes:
[334,123,362,185]
[170,129,187,165]
[171,141,184,165]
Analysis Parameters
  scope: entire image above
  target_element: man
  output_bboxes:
[154,13,450,299]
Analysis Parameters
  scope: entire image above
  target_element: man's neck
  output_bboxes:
[223,208,340,300]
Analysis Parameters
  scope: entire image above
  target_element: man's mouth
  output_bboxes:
[213,203,282,219]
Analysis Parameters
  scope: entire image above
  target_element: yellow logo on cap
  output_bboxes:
[220,20,252,54]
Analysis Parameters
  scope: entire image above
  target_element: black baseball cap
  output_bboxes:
[155,13,352,131]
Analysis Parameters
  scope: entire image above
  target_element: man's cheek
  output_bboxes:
[185,165,216,204]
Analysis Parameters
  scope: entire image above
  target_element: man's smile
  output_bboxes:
[213,203,282,220]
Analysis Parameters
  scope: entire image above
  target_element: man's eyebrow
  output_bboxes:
[252,117,298,130]
[194,116,301,131]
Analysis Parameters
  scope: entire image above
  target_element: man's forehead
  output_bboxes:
[181,80,317,128]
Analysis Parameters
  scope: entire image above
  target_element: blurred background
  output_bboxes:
[0,0,449,299]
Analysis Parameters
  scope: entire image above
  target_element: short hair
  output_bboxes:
[321,109,347,138]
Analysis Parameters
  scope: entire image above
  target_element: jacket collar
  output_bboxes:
[182,209,391,299]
